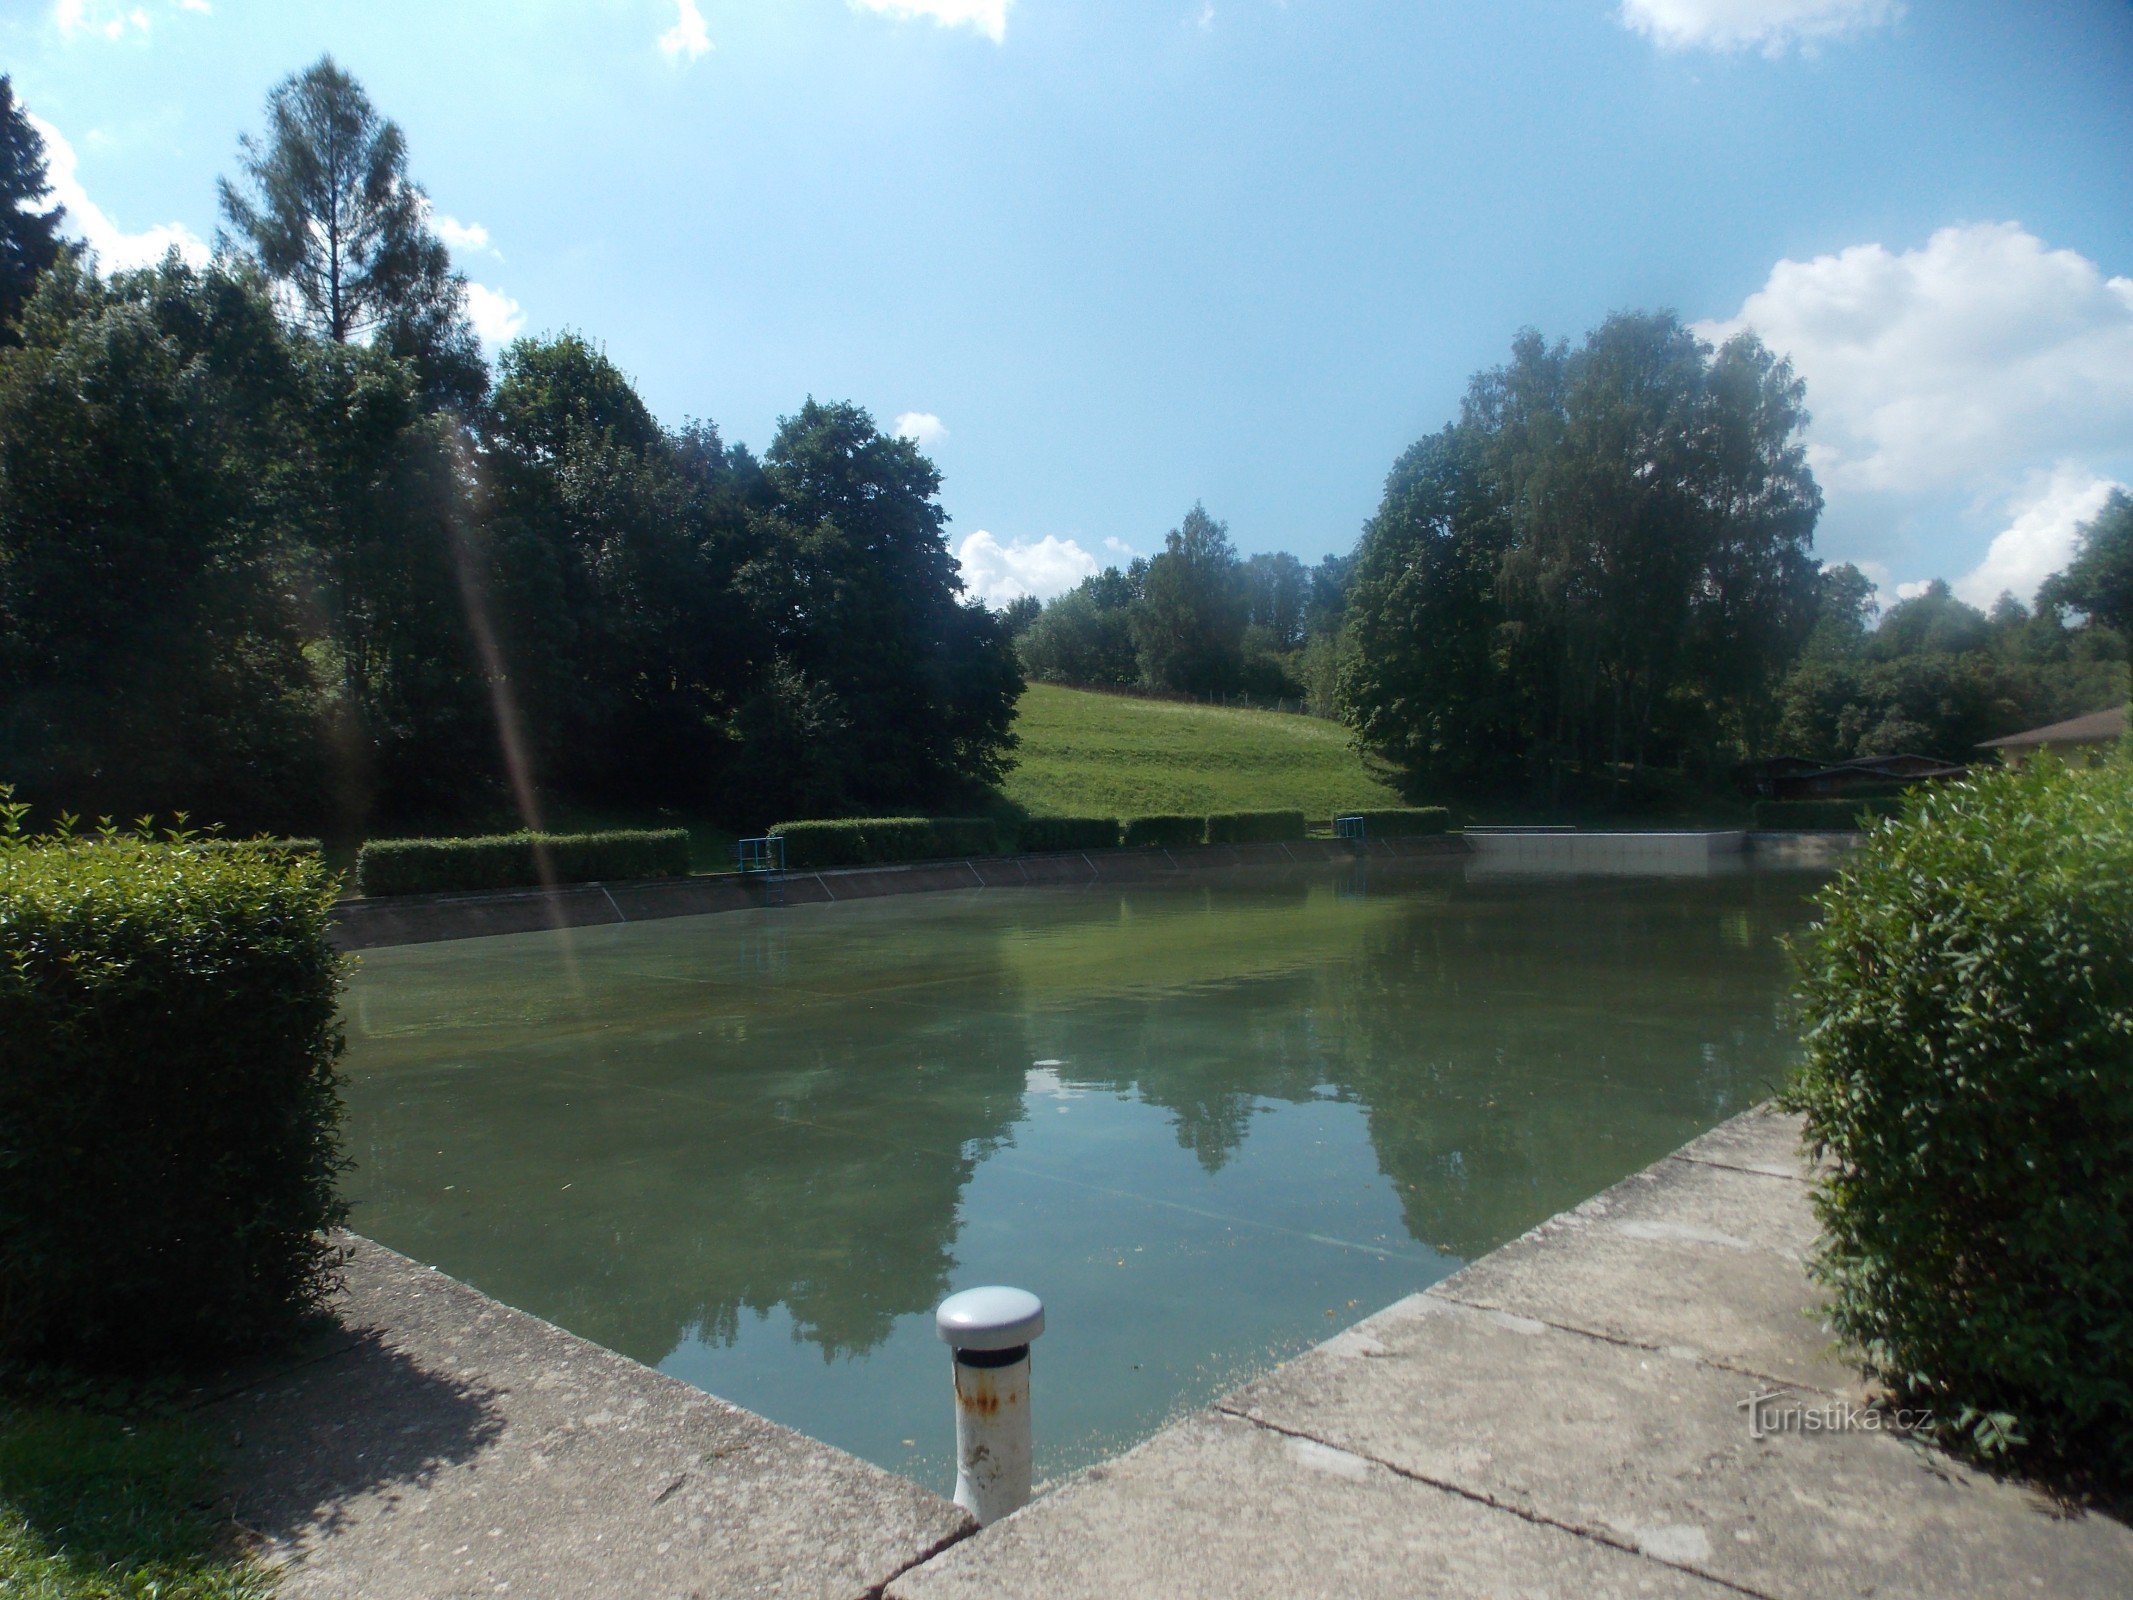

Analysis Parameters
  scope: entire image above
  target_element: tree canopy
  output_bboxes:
[0,77,64,339]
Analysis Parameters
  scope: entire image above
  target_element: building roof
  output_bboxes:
[1979,705,2127,751]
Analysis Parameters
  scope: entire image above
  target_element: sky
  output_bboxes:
[6,0,2132,611]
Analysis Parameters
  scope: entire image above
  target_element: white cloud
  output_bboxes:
[434,214,495,256]
[1893,579,1932,601]
[31,115,207,272]
[1954,466,2127,610]
[658,0,712,60]
[1619,0,1900,54]
[465,282,526,349]
[53,0,206,40]
[955,531,1100,607]
[1102,536,1143,562]
[1697,223,2133,498]
[851,0,1011,44]
[893,411,948,448]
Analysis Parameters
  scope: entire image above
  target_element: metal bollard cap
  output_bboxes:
[936,1286,1045,1351]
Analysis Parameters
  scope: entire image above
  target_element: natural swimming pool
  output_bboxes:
[340,859,1822,1496]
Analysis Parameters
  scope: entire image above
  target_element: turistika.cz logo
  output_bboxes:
[1738,1388,1932,1440]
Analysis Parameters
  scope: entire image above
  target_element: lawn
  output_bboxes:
[1001,684,1405,820]
[0,1402,268,1600]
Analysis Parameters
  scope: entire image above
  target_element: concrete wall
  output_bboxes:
[1465,829,1747,878]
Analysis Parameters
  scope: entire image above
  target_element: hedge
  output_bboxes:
[1334,807,1452,837]
[1015,816,1121,853]
[1120,814,1204,848]
[1785,756,2133,1480]
[0,826,346,1365]
[354,829,690,896]
[768,817,1003,870]
[1203,810,1306,844]
[1749,797,1906,831]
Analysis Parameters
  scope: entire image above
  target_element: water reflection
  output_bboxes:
[342,861,1818,1490]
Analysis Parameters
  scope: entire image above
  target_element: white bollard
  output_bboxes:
[935,1285,1045,1525]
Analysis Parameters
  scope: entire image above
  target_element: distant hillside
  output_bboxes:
[1001,685,1404,820]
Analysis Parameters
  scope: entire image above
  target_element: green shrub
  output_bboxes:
[1203,810,1306,844]
[1120,814,1204,848]
[191,836,324,860]
[1015,816,1121,853]
[1785,756,2133,1480]
[1334,807,1452,837]
[1750,797,1906,831]
[354,829,690,896]
[0,824,346,1366]
[768,817,1004,870]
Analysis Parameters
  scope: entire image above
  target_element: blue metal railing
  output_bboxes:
[735,835,786,874]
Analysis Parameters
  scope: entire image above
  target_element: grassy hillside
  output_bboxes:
[1001,684,1404,820]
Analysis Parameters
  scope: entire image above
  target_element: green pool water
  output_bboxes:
[340,860,1822,1495]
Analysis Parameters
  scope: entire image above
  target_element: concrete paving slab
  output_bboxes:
[887,1410,1731,1600]
[207,1237,972,1600]
[1672,1105,1815,1180]
[1438,1151,1855,1393]
[1223,1292,2133,1600]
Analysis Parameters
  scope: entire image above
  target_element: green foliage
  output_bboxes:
[218,56,482,411]
[190,836,324,860]
[1342,313,1821,794]
[354,828,689,896]
[1014,816,1120,853]
[1338,807,1452,836]
[1120,814,1204,848]
[1785,756,2133,1480]
[1003,684,1402,820]
[0,819,346,1365]
[1130,504,1250,696]
[2041,488,2133,640]
[1749,797,1905,830]
[0,1403,270,1600]
[1203,809,1305,844]
[0,78,64,340]
[768,817,1002,870]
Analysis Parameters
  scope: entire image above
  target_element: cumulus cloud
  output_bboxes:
[1697,223,2133,498]
[1619,0,1900,54]
[434,214,496,256]
[851,0,1011,44]
[892,411,948,449]
[659,0,712,60]
[955,531,1101,608]
[31,115,207,272]
[1954,466,2127,610]
[465,283,526,349]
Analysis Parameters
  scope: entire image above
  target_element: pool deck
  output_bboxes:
[204,1103,2127,1598]
[891,1105,2133,1599]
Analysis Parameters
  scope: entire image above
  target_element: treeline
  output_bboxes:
[1015,507,1352,711]
[0,65,1018,836]
[1015,312,2129,803]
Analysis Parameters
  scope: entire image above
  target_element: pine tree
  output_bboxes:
[0,77,65,337]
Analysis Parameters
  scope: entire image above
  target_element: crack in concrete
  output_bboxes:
[1670,1152,1813,1185]
[1212,1404,1783,1600]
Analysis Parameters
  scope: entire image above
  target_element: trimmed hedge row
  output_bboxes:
[1120,814,1204,848]
[1786,756,2133,1480]
[1016,816,1121,853]
[0,832,346,1365]
[1750,797,1906,832]
[355,829,690,897]
[1336,807,1452,837]
[1204,810,1306,844]
[768,817,1003,870]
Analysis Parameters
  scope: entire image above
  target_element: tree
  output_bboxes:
[220,57,483,411]
[0,77,65,338]
[2042,489,2133,640]
[1130,504,1248,695]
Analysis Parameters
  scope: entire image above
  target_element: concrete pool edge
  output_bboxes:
[327,835,1467,950]
[328,830,1858,950]
[203,1234,977,1600]
[888,1103,2133,1599]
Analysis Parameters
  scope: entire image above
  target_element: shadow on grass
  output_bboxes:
[0,1401,271,1599]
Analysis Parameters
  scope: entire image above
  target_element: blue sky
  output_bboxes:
[9,0,2132,609]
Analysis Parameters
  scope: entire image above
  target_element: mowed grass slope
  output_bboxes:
[1001,684,1404,820]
